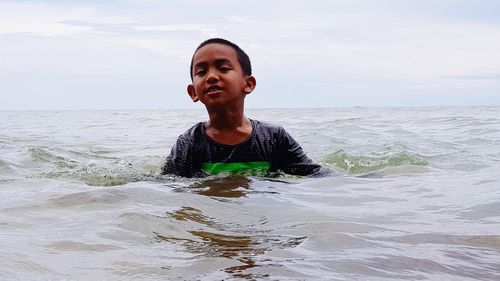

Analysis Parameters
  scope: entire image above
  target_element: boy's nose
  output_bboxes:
[206,69,219,84]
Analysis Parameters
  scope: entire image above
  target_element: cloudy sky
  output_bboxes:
[1,0,499,110]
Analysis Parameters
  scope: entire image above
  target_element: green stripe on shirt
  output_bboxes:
[202,161,271,176]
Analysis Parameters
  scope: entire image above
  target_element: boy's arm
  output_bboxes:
[276,128,334,177]
[162,135,196,177]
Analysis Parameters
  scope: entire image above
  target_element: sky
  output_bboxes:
[1,0,500,110]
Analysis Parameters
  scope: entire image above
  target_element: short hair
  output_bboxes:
[189,38,252,80]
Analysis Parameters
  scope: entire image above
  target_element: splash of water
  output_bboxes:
[323,150,428,175]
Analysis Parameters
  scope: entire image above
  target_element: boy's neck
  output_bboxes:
[204,106,253,145]
[206,107,247,130]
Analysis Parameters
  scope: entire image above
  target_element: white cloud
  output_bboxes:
[225,16,256,24]
[1,0,500,109]
[0,2,135,36]
[334,22,500,79]
[133,24,217,37]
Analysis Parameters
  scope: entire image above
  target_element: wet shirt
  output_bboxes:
[162,120,329,178]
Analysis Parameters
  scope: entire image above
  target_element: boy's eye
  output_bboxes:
[195,70,206,76]
[219,67,231,72]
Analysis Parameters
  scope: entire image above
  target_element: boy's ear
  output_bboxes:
[243,76,256,95]
[187,84,199,102]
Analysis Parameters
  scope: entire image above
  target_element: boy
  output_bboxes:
[162,38,331,178]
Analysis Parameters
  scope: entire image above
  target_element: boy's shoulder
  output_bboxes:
[175,119,288,144]
[252,119,285,133]
[252,120,293,142]
[179,119,286,135]
[177,122,204,142]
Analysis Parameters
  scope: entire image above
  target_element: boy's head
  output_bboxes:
[189,38,252,81]
[187,38,256,108]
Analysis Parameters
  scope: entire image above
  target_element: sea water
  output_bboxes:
[0,107,499,280]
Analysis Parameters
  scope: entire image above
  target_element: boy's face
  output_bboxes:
[187,43,256,109]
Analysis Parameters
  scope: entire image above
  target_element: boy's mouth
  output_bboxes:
[205,85,223,94]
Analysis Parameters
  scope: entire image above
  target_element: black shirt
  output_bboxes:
[162,120,330,178]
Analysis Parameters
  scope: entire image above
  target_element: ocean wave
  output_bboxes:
[23,146,168,186]
[20,146,430,185]
[0,159,13,174]
[41,160,168,186]
[322,150,428,175]
[29,147,78,168]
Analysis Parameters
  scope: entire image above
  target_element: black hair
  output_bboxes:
[189,38,252,80]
